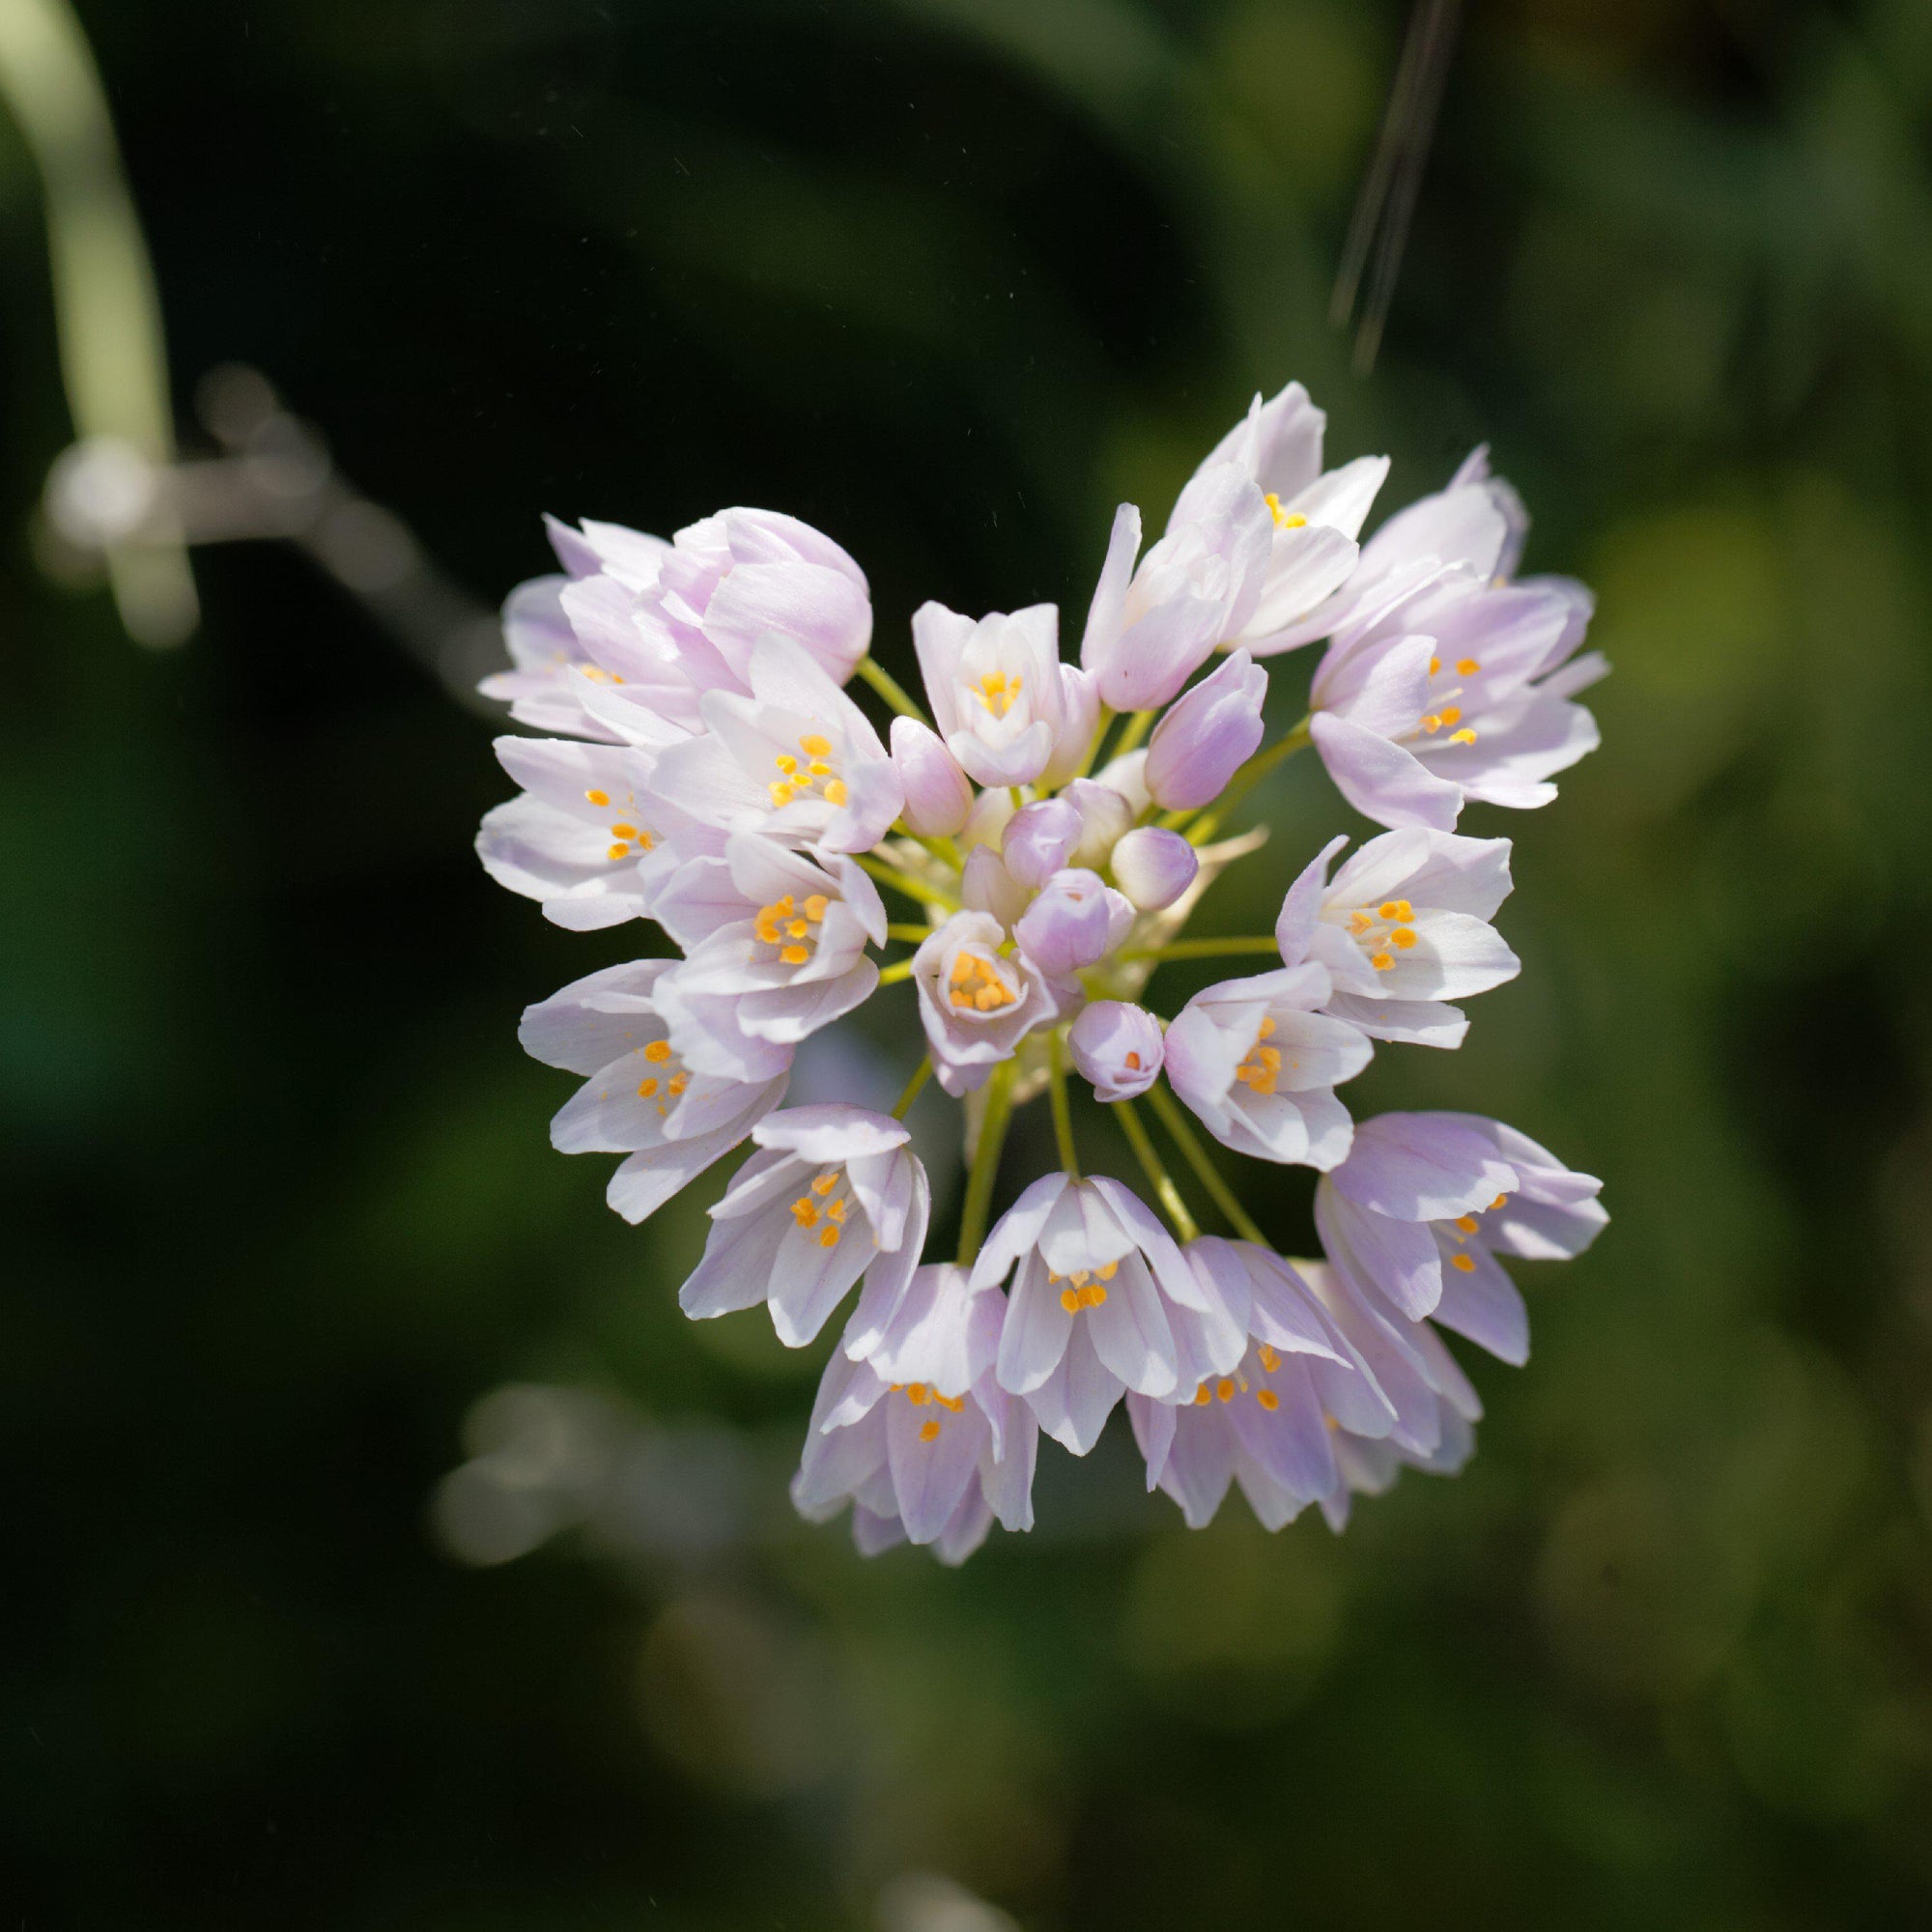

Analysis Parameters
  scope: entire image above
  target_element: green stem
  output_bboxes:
[956,1060,1016,1264]
[1046,1029,1080,1181]
[0,0,196,644]
[1147,1083,1268,1247]
[1172,714,1312,842]
[879,958,916,986]
[1120,935,1281,965]
[885,922,935,944]
[855,852,960,913]
[1113,1097,1200,1245]
[1067,704,1115,783]
[891,1057,933,1119]
[1111,708,1157,759]
[854,655,930,725]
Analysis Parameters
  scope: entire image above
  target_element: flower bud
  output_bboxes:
[961,844,1029,930]
[1093,747,1150,818]
[1145,650,1267,810]
[1110,825,1198,911]
[958,782,1016,854]
[1013,868,1134,978]
[1068,1000,1164,1101]
[1061,778,1135,868]
[890,717,973,838]
[1038,664,1100,787]
[1002,798,1082,889]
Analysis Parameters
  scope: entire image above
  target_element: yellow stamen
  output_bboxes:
[906,1384,929,1406]
[607,843,631,861]
[1378,901,1412,921]
[803,895,829,922]
[1216,1379,1236,1404]
[610,822,639,839]
[1257,1344,1280,1372]
[1491,1193,1509,1210]
[818,1226,839,1249]
[637,1077,658,1098]
[919,1418,942,1441]
[1450,1252,1476,1273]
[1060,1288,1081,1314]
[790,1198,819,1228]
[948,952,1016,1013]
[1194,1384,1212,1406]
[643,1041,672,1063]
[781,944,810,965]
[769,781,796,806]
[1264,493,1308,529]
[1257,1388,1279,1411]
[1455,1215,1479,1235]
[798,734,833,758]
[1428,656,1441,676]
[1371,952,1396,972]
[811,1172,838,1196]
[584,788,611,807]
[1448,727,1479,746]
[773,753,798,776]
[1391,927,1417,949]
[1456,658,1480,676]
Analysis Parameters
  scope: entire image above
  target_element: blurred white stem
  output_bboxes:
[0,0,196,643]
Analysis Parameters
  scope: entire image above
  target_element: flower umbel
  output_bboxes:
[475,378,1609,1559]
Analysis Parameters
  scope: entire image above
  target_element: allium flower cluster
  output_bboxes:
[478,381,1608,1563]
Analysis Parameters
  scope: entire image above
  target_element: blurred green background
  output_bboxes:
[5,0,1931,1924]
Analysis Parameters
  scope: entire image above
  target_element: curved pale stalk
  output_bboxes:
[1146,1082,1268,1247]
[1112,1096,1200,1245]
[1109,707,1157,760]
[855,852,961,914]
[1065,703,1115,784]
[853,654,930,726]
[956,1060,1017,1264]
[879,958,917,986]
[886,922,937,944]
[891,1056,933,1120]
[1119,935,1280,966]
[1046,1029,1080,1182]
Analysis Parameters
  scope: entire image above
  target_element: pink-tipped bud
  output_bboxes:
[891,717,973,838]
[958,783,1016,854]
[1061,778,1135,868]
[1068,1000,1164,1101]
[1110,825,1198,911]
[1003,798,1082,889]
[1145,650,1267,810]
[1038,664,1100,786]
[1013,868,1134,978]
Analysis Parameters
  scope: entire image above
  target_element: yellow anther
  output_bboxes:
[610,822,639,839]
[906,1383,929,1405]
[948,953,1016,1013]
[790,1198,819,1228]
[1257,1388,1280,1411]
[644,1041,672,1063]
[1350,910,1374,933]
[1455,1215,1479,1235]
[1438,707,1462,729]
[585,788,611,807]
[1448,727,1479,745]
[1428,656,1442,676]
[811,1172,838,1196]
[1450,1252,1476,1273]
[919,1418,942,1442]
[786,920,810,938]
[1216,1379,1236,1404]
[1264,493,1308,529]
[637,1077,659,1098]
[1095,1262,1118,1281]
[1060,1288,1081,1314]
[1391,927,1418,949]
[1456,658,1480,676]
[769,781,796,806]
[1081,1282,1108,1308]
[823,780,848,808]
[1258,1344,1280,1372]
[668,1072,688,1096]
[781,944,810,965]
[1378,901,1412,921]
[1371,952,1396,972]
[1236,1040,1282,1094]
[825,1198,848,1224]
[1258,1016,1276,1037]
[774,753,798,776]
[1124,1050,1142,1070]
[608,843,631,861]
[1490,1193,1509,1210]
[1194,1384,1213,1406]
[937,1394,964,1413]
[799,734,833,758]
[803,895,829,922]
[818,1225,839,1249]
[1421,713,1442,734]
